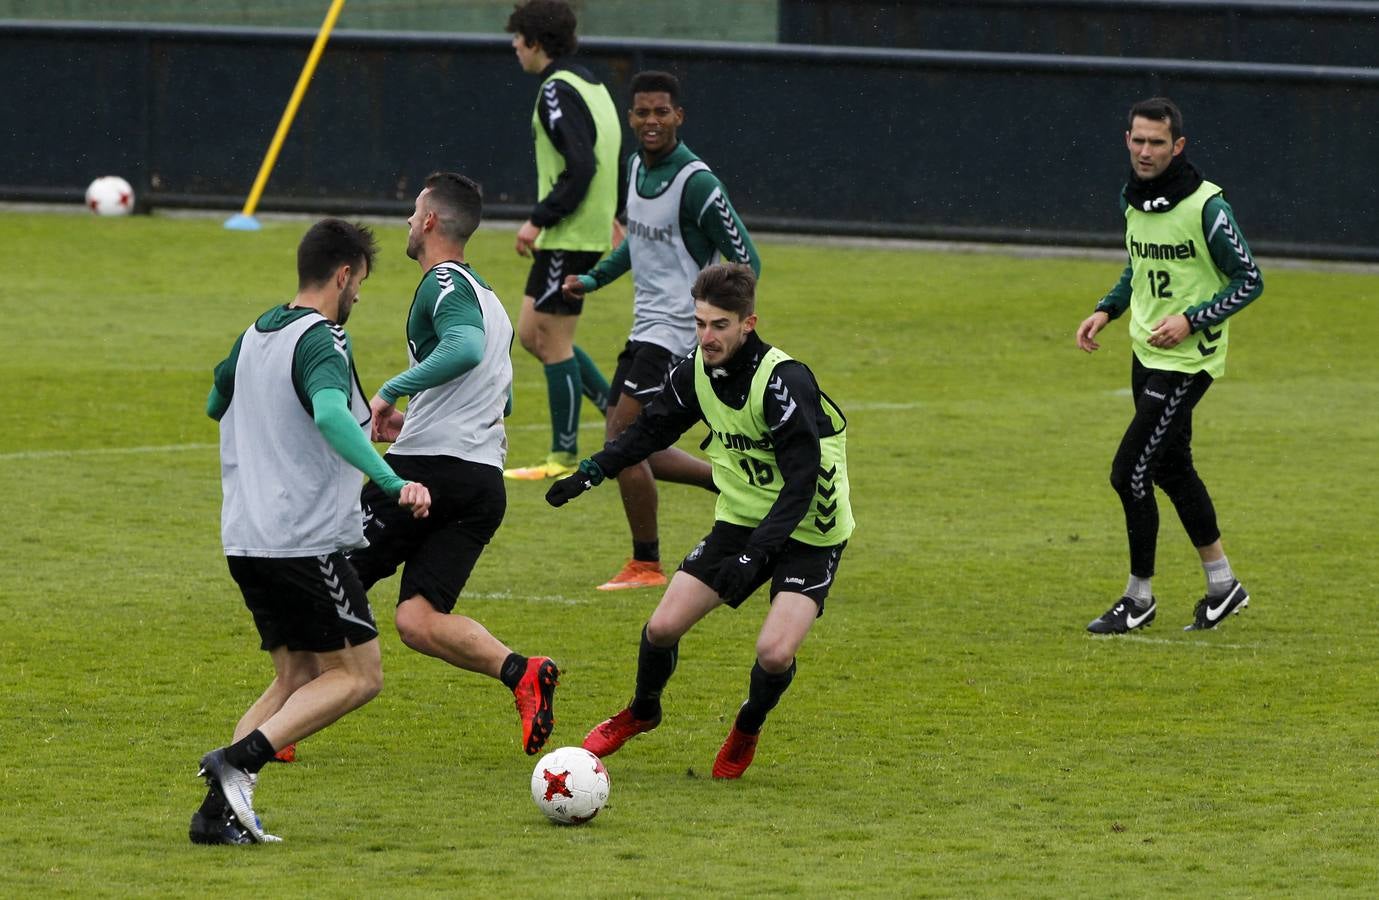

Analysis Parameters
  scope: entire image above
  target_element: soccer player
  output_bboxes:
[196,219,432,845]
[562,70,761,591]
[1078,97,1263,635]
[348,172,561,756]
[546,263,851,779]
[503,0,621,481]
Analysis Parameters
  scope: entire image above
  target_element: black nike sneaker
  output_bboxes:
[1086,596,1156,634]
[189,809,256,845]
[1184,580,1250,631]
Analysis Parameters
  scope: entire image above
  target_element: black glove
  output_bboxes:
[545,458,605,507]
[710,548,766,604]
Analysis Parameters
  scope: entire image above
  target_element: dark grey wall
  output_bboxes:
[779,1,1379,67]
[3,22,1377,259]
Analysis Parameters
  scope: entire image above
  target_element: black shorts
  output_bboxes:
[678,521,847,616]
[349,455,506,613]
[525,249,604,315]
[611,340,679,404]
[227,553,378,653]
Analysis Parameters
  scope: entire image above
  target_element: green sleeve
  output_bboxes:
[684,170,761,275]
[292,322,353,401]
[1095,264,1133,320]
[380,288,486,402]
[580,239,632,291]
[208,333,244,420]
[1095,194,1131,319]
[206,385,230,420]
[311,388,406,497]
[1184,195,1264,330]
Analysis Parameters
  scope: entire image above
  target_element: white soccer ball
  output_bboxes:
[531,746,610,825]
[85,176,134,216]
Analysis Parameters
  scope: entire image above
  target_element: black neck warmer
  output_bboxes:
[1123,154,1204,213]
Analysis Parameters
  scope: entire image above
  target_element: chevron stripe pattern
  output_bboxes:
[541,251,566,303]
[1128,382,1192,500]
[542,81,563,129]
[712,193,750,262]
[317,554,376,631]
[768,375,796,425]
[1188,209,1259,330]
[815,463,839,533]
[327,322,348,359]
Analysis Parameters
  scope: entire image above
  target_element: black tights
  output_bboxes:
[1109,357,1221,577]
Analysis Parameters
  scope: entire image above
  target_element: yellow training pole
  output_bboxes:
[226,0,347,230]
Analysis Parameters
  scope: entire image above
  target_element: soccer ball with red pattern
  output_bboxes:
[531,746,609,825]
[85,176,134,216]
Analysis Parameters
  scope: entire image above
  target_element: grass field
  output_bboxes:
[2,209,1377,897]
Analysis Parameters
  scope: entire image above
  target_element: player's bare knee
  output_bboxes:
[517,326,542,357]
[644,616,682,648]
[394,602,436,656]
[354,666,383,705]
[754,641,794,674]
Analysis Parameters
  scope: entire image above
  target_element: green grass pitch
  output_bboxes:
[1,210,1376,896]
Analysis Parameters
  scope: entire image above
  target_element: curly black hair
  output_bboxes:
[505,1,577,59]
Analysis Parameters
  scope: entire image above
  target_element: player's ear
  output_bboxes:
[1173,136,1187,156]
[743,313,757,333]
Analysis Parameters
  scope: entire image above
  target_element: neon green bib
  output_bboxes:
[1125,180,1230,376]
[694,347,854,547]
[532,70,621,251]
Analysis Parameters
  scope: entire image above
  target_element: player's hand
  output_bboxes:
[611,218,627,249]
[710,549,766,605]
[398,481,431,519]
[1076,311,1110,352]
[1148,313,1191,349]
[544,459,605,507]
[369,394,401,441]
[561,274,586,301]
[515,220,540,257]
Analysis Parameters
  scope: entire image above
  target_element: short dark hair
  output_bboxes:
[630,70,680,104]
[505,1,577,59]
[692,263,756,317]
[297,218,378,289]
[1128,96,1184,140]
[424,171,483,242]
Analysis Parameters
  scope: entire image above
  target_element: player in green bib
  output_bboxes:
[546,263,853,779]
[1077,97,1263,635]
[504,1,620,480]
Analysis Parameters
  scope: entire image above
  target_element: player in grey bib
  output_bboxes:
[563,70,761,591]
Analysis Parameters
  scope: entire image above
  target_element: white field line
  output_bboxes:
[4,401,924,462]
[0,442,217,462]
[1117,635,1261,650]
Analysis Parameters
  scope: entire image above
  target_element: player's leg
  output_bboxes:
[198,553,381,842]
[583,569,724,758]
[385,461,557,752]
[1088,359,1180,633]
[600,387,665,591]
[388,461,510,673]
[648,446,716,489]
[596,343,661,588]
[573,344,611,413]
[714,541,844,779]
[508,251,607,479]
[1149,381,1250,629]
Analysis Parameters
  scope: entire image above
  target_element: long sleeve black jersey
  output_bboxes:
[530,61,602,229]
[591,332,836,557]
